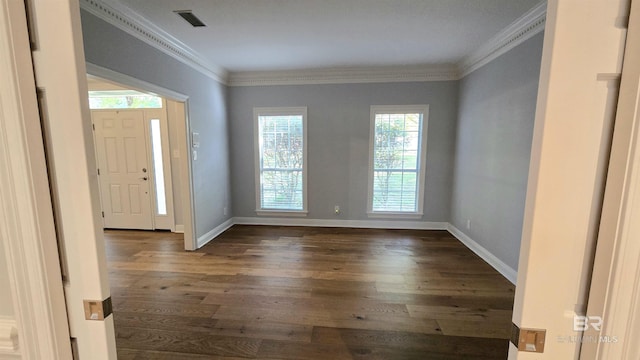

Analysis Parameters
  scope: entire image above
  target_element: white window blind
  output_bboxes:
[368,105,428,216]
[254,107,307,213]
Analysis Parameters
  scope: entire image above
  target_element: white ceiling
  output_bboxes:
[115,0,541,72]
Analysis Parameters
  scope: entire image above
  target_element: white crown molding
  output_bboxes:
[81,0,544,86]
[228,65,459,87]
[458,1,547,78]
[228,2,546,86]
[79,0,228,84]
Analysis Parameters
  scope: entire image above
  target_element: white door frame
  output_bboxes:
[18,0,117,357]
[581,0,640,358]
[86,62,197,250]
[510,0,630,359]
[0,0,73,358]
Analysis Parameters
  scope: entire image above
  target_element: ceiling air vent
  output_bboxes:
[174,10,206,27]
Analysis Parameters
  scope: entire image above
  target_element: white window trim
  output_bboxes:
[367,104,429,219]
[254,106,308,216]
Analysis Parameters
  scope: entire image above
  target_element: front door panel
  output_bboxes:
[94,110,153,229]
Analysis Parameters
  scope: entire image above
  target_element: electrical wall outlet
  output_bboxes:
[224,207,228,216]
[334,205,341,215]
[466,219,471,230]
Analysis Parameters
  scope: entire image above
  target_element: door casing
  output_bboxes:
[86,62,196,249]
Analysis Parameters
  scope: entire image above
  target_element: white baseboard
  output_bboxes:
[196,218,234,248]
[194,218,516,284]
[174,224,185,234]
[447,224,517,284]
[0,318,18,357]
[232,217,448,230]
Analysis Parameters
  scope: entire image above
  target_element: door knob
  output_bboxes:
[140,177,148,181]
[142,168,147,173]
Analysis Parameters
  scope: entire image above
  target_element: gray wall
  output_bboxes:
[229,81,459,221]
[451,33,544,271]
[80,11,232,239]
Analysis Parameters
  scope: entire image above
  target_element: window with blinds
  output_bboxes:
[254,107,308,215]
[368,105,428,217]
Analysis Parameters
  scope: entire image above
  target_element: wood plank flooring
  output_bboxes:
[105,225,515,359]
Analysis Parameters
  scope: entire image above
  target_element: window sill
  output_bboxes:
[256,210,308,217]
[366,212,423,220]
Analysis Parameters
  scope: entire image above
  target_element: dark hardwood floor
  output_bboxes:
[105,225,515,359]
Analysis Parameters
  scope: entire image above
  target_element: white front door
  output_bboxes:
[93,110,153,229]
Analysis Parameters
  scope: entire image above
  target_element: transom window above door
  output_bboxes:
[254,107,308,216]
[368,105,429,219]
[89,90,162,109]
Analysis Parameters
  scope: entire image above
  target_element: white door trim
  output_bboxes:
[86,62,188,101]
[582,0,640,358]
[86,62,197,250]
[0,0,72,358]
[29,0,118,356]
[510,0,628,358]
[174,100,197,250]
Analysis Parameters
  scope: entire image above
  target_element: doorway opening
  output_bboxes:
[89,80,174,230]
[85,65,197,251]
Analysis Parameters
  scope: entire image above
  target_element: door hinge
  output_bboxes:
[101,211,104,218]
[97,168,100,175]
[92,123,95,130]
[83,297,112,321]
